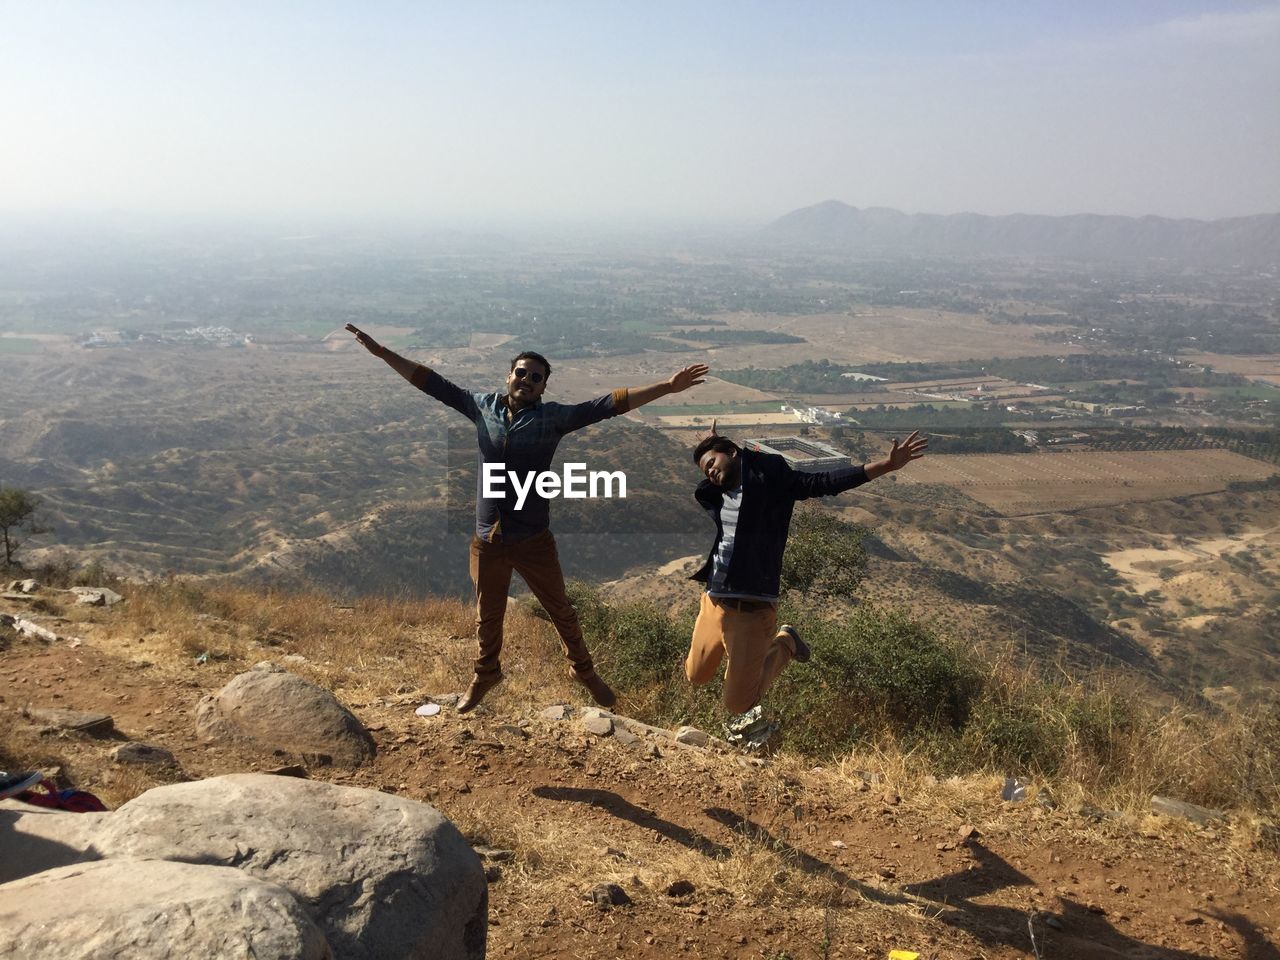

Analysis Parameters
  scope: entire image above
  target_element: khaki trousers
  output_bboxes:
[469,529,595,678]
[684,593,796,713]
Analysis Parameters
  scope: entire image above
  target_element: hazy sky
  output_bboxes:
[2,2,1278,225]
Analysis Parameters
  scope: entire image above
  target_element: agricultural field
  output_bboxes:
[655,412,800,429]
[897,448,1279,514]
[1183,351,1280,387]
[687,308,1087,368]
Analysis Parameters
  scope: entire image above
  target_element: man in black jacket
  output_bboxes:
[686,427,927,744]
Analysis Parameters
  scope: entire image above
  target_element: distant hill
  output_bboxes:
[765,200,1280,265]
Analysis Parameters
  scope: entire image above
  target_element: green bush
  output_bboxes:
[780,508,868,601]
[764,606,981,755]
[564,579,1277,813]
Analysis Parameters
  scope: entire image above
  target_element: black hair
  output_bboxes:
[693,434,740,466]
[510,351,551,379]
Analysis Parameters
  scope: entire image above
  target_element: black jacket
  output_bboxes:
[691,449,869,598]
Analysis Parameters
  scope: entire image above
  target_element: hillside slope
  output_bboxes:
[3,583,1277,959]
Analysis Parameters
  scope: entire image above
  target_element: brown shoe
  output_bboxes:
[457,672,504,713]
[569,667,616,708]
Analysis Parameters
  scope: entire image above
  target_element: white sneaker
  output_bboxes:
[722,707,779,751]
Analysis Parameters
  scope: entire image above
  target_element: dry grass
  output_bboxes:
[61,580,592,719]
[7,580,1278,859]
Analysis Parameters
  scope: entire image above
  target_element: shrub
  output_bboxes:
[768,607,981,755]
[780,509,868,601]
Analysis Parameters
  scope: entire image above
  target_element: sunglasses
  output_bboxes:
[513,367,544,385]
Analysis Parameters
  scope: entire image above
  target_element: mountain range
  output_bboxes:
[765,200,1280,265]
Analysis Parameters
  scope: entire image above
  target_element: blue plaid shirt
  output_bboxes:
[411,366,631,542]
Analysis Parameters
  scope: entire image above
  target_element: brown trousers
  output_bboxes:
[469,529,595,678]
[684,593,795,713]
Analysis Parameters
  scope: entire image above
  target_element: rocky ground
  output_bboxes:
[2,585,1278,960]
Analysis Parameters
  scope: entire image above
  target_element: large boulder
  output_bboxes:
[89,774,487,960]
[0,801,106,885]
[0,858,330,960]
[195,662,375,766]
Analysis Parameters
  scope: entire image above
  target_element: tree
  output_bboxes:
[0,486,47,567]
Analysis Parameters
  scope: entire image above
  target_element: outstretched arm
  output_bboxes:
[346,323,479,421]
[864,430,928,480]
[346,323,420,384]
[556,362,712,434]
[786,430,928,500]
[622,363,710,411]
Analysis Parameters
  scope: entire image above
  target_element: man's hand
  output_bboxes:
[864,430,927,480]
[668,363,709,394]
[345,323,385,357]
[624,363,710,411]
[887,430,928,471]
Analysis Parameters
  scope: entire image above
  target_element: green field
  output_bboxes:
[643,400,785,415]
[0,338,41,354]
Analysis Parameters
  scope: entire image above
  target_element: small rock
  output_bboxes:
[1044,915,1064,930]
[588,883,631,909]
[110,742,176,766]
[14,619,58,643]
[494,723,528,739]
[1151,795,1224,825]
[474,846,515,862]
[830,840,847,849]
[644,743,661,760]
[484,865,502,882]
[582,716,613,737]
[665,879,696,898]
[876,866,896,880]
[613,726,640,746]
[25,708,115,738]
[673,726,710,747]
[958,824,978,841]
[882,790,900,806]
[16,579,40,594]
[71,587,124,607]
[539,705,568,721]
[601,846,626,859]
[936,842,955,851]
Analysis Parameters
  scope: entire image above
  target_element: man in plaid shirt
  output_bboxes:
[348,323,708,712]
